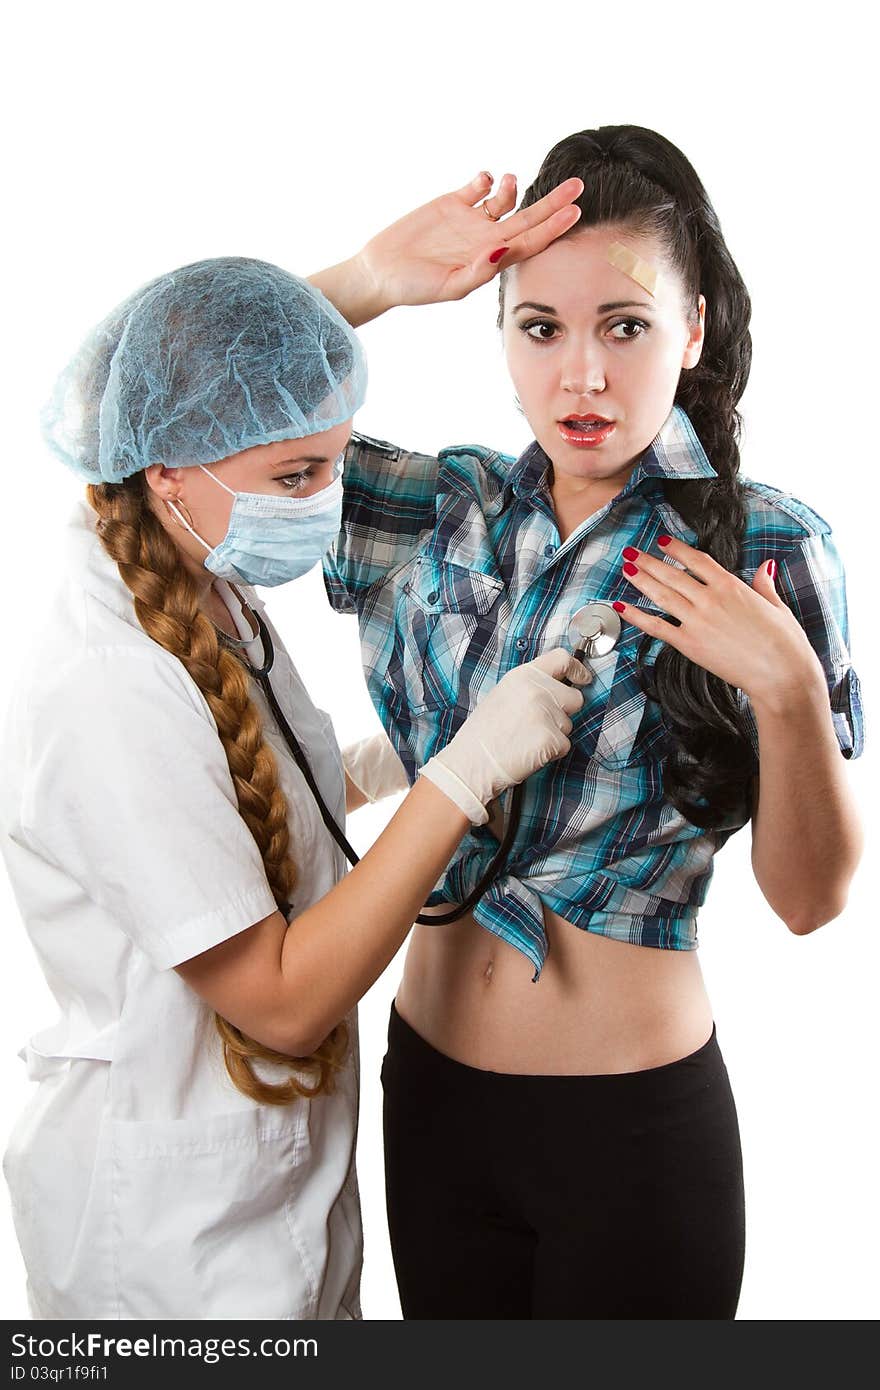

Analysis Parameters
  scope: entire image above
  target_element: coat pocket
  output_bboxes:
[109,1105,318,1319]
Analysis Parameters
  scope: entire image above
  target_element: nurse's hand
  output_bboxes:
[343,730,410,809]
[333,173,583,318]
[614,536,825,706]
[419,649,592,825]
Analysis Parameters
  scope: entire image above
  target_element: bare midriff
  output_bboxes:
[396,900,714,1075]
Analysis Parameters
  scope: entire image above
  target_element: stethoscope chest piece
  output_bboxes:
[568,601,621,659]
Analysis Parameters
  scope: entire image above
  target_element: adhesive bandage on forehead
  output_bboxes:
[605,241,660,297]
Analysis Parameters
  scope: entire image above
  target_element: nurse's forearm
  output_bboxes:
[176,776,468,1056]
[277,775,469,1051]
[308,258,389,328]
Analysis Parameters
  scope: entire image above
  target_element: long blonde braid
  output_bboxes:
[87,472,349,1105]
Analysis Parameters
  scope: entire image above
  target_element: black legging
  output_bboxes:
[381,1001,746,1319]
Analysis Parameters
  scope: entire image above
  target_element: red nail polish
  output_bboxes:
[622,561,639,576]
[657,534,672,546]
[612,601,626,612]
[622,546,639,561]
[767,559,777,580]
[489,247,509,264]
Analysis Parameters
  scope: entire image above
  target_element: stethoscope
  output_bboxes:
[224,597,621,926]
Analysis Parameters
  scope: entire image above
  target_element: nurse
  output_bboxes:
[311,126,866,1317]
[0,253,590,1319]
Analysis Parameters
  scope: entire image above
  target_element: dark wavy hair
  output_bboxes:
[497,125,757,829]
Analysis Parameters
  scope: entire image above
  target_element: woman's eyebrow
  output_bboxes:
[598,300,653,312]
[512,299,653,314]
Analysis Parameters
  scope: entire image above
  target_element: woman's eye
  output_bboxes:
[521,319,560,343]
[608,319,648,341]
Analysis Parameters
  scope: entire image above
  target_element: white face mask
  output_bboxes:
[166,456,344,587]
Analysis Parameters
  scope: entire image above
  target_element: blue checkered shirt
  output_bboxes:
[323,406,865,978]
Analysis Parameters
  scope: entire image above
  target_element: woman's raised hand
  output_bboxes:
[353,172,583,312]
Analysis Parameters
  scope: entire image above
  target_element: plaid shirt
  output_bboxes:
[324,406,865,978]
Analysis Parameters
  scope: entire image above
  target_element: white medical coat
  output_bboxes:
[0,501,362,1319]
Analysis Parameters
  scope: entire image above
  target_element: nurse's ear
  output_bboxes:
[142,463,198,532]
[681,294,706,370]
[143,462,186,503]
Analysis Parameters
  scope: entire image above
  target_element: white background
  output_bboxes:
[1,0,876,1321]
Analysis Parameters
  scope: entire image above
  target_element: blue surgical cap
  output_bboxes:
[42,256,368,482]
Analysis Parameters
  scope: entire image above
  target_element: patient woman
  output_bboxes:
[311,125,865,1319]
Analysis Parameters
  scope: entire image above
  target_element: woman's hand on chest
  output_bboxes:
[613,535,824,704]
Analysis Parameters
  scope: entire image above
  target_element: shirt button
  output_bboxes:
[426,591,439,604]
[515,638,529,651]
[544,544,556,558]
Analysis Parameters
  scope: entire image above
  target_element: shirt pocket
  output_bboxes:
[570,618,668,771]
[388,555,504,714]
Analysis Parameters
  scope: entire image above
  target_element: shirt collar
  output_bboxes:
[502,404,717,510]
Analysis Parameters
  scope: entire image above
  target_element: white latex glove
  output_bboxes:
[343,731,410,803]
[419,649,592,825]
